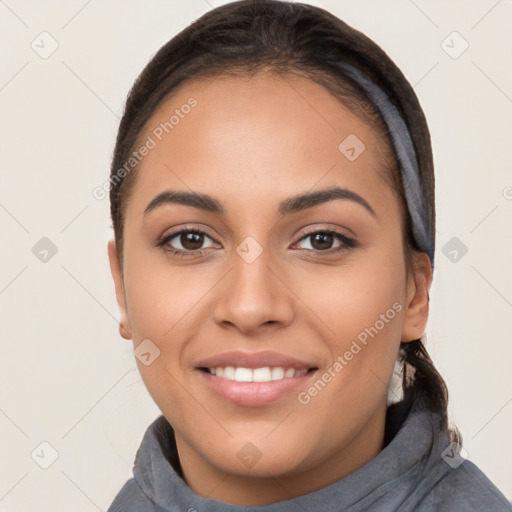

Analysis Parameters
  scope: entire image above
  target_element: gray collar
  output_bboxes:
[132,393,450,511]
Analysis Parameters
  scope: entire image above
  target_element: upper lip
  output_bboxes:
[195,350,318,370]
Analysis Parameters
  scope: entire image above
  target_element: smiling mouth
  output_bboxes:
[198,366,318,383]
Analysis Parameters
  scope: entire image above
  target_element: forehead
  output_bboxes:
[127,72,397,220]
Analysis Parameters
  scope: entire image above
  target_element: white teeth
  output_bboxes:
[234,367,253,382]
[253,367,272,382]
[223,366,235,380]
[206,366,309,382]
[271,367,285,380]
[284,368,295,378]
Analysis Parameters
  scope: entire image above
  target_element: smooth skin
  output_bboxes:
[108,72,432,506]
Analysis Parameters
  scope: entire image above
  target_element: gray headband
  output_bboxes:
[335,62,435,269]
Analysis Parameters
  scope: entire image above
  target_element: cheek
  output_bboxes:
[122,256,209,417]
[123,240,206,341]
[295,257,405,336]
[294,258,406,393]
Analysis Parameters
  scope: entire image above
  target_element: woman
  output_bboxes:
[106,0,511,510]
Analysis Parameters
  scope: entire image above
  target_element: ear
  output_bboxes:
[401,251,433,343]
[107,239,132,340]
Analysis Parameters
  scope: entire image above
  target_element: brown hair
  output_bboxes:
[109,0,460,443]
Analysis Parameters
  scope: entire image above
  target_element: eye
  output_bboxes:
[155,227,357,258]
[294,229,356,254]
[156,229,218,256]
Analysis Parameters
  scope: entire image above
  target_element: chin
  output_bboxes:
[207,436,310,478]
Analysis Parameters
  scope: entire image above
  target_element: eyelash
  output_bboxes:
[155,227,357,258]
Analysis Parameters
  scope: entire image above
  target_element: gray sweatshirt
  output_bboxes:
[107,393,511,511]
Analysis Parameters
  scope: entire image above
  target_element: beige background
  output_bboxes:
[1,0,511,510]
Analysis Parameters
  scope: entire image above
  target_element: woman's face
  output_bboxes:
[109,72,431,505]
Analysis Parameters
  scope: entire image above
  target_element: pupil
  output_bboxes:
[312,233,332,250]
[182,232,203,250]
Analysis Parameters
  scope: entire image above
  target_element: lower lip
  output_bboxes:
[196,369,317,407]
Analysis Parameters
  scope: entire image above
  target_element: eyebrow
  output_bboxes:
[143,186,376,218]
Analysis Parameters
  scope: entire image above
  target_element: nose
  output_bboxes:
[213,246,295,335]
